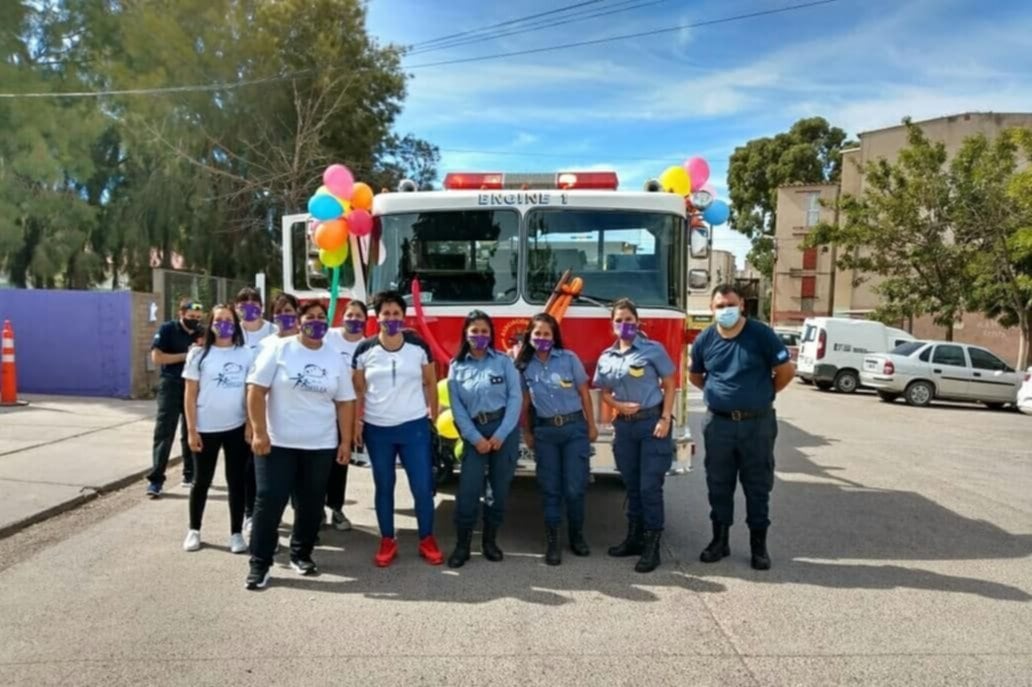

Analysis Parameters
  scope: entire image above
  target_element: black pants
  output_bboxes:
[189,425,249,533]
[249,446,335,566]
[325,461,349,511]
[703,410,778,529]
[148,377,194,486]
[244,450,256,518]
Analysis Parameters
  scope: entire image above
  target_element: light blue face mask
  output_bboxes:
[715,306,742,328]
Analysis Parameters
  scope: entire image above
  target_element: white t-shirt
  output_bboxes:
[326,329,362,370]
[182,345,253,433]
[353,332,433,427]
[243,321,278,351]
[247,338,356,450]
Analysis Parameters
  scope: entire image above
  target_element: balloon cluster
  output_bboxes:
[434,380,464,460]
[306,164,375,321]
[655,157,730,227]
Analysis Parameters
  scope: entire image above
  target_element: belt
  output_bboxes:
[535,410,584,427]
[473,408,506,426]
[614,404,662,422]
[710,407,772,421]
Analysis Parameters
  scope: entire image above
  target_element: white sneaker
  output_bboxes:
[229,533,248,554]
[243,516,253,536]
[330,509,352,531]
[183,529,201,552]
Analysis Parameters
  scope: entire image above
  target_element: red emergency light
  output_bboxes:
[443,171,618,191]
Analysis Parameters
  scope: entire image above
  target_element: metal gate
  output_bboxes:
[152,269,251,320]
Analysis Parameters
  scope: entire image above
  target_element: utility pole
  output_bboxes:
[827,185,841,316]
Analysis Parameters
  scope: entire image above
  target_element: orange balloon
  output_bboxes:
[314,218,349,251]
[350,182,374,211]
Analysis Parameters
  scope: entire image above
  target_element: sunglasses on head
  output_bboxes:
[182,302,204,312]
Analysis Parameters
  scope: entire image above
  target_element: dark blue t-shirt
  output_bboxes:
[151,320,195,380]
[689,319,791,413]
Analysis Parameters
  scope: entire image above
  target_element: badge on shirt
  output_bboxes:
[628,365,646,378]
[559,378,574,389]
[490,375,505,385]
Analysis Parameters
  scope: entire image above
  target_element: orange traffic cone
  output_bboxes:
[1,320,27,407]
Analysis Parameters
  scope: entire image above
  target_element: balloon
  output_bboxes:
[701,183,717,196]
[435,410,459,440]
[454,440,464,460]
[348,208,373,237]
[659,165,691,196]
[351,182,374,211]
[437,379,450,407]
[684,157,710,191]
[703,199,730,226]
[319,243,349,268]
[323,164,354,199]
[314,218,349,251]
[308,193,343,221]
[690,189,714,211]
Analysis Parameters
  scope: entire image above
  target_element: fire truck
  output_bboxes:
[281,170,712,478]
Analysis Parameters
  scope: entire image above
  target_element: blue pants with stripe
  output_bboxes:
[364,418,435,539]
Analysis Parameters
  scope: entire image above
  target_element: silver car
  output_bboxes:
[860,341,1022,408]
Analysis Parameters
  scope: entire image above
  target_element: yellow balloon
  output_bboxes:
[435,410,459,440]
[319,243,349,268]
[437,379,450,407]
[453,440,464,460]
[659,165,692,197]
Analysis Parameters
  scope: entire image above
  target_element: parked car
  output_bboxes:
[860,341,1022,408]
[775,327,801,362]
[1018,367,1032,415]
[796,317,915,393]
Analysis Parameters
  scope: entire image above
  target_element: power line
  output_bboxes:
[410,0,607,48]
[438,146,681,163]
[0,70,316,99]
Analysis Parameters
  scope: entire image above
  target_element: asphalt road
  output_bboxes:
[1,384,1030,686]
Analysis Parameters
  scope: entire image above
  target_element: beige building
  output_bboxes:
[686,249,737,312]
[772,112,1032,363]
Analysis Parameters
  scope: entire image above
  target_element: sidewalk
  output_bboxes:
[0,395,178,537]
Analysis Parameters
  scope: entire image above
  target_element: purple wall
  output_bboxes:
[0,290,133,398]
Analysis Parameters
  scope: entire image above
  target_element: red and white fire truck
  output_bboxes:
[281,171,712,477]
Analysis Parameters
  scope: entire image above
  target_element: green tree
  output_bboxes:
[727,117,852,279]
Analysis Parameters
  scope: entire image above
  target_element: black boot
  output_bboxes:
[545,526,561,566]
[634,529,662,573]
[482,523,504,562]
[699,522,731,563]
[750,528,771,571]
[569,525,590,557]
[607,519,643,557]
[447,528,473,569]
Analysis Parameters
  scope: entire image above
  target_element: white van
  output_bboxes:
[796,317,915,393]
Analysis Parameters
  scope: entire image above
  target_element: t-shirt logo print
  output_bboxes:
[290,364,329,393]
[215,362,246,388]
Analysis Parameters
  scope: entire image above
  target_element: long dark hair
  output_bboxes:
[454,310,496,362]
[516,313,565,371]
[198,304,244,368]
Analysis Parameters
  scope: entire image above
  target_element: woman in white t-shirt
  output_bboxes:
[353,291,443,568]
[244,301,356,590]
[323,299,368,531]
[235,287,278,351]
[182,305,254,554]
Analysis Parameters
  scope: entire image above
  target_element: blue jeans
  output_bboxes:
[364,418,434,539]
[534,417,590,528]
[454,418,519,530]
[702,410,778,529]
[613,416,673,531]
[249,445,335,566]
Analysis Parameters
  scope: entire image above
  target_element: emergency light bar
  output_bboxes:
[443,171,619,191]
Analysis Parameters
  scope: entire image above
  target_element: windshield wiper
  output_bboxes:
[574,293,614,309]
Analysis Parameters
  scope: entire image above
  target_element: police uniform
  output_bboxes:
[593,335,675,571]
[690,318,790,570]
[447,348,522,564]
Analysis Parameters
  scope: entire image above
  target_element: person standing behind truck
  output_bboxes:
[146,298,205,498]
[688,284,795,571]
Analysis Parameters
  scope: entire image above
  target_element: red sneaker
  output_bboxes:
[418,535,444,565]
[374,537,398,567]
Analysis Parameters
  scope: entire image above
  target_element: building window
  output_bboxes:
[805,192,821,227]
[800,297,815,313]
[801,275,816,298]
[802,246,817,270]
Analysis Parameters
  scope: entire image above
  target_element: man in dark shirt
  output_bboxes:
[689,285,795,570]
[145,298,205,498]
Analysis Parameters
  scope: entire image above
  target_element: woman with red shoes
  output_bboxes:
[352,290,444,567]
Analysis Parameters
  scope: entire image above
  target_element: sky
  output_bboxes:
[366,0,1032,268]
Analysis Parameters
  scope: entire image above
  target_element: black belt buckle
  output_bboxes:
[552,414,566,427]
[476,412,489,425]
[731,410,743,422]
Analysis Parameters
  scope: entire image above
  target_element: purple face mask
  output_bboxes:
[239,302,263,322]
[615,322,638,341]
[468,334,491,351]
[212,320,236,340]
[532,338,554,352]
[301,320,329,340]
[381,319,403,336]
[274,313,298,332]
[344,319,365,334]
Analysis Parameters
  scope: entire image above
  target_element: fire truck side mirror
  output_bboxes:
[690,227,710,259]
[688,269,711,291]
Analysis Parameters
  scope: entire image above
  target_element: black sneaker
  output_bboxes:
[245,565,271,590]
[289,556,318,576]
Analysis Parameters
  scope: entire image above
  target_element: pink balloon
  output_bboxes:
[323,164,354,199]
[348,208,373,237]
[684,157,710,192]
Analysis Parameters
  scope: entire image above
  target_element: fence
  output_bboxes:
[152,268,251,321]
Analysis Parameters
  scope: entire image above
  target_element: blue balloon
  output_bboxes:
[703,199,730,225]
[308,193,343,221]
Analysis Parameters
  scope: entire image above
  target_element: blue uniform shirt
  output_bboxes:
[689,319,790,413]
[448,348,523,444]
[593,336,675,409]
[521,348,589,419]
